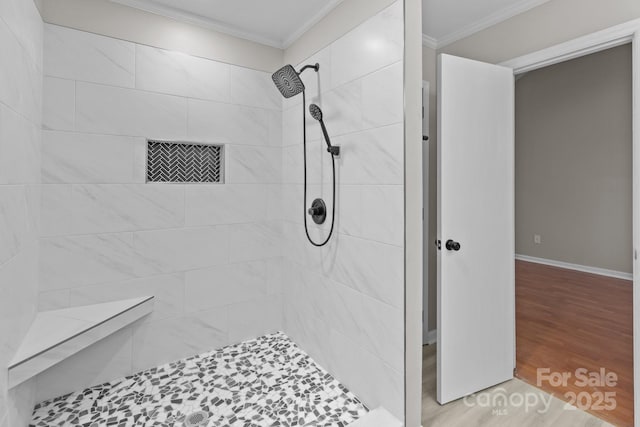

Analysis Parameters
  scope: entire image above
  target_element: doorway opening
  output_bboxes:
[514,43,633,427]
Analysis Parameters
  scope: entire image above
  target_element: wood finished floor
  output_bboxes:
[515,260,633,427]
[422,344,613,426]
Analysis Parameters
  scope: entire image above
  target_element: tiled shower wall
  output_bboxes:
[281,1,405,419]
[34,1,406,419]
[0,0,42,425]
[36,24,284,401]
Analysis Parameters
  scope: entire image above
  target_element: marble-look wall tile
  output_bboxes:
[187,98,270,145]
[68,274,185,321]
[336,185,363,238]
[228,221,281,263]
[330,0,403,88]
[282,144,303,185]
[281,222,322,272]
[336,124,404,185]
[37,290,70,311]
[318,79,363,137]
[280,185,300,225]
[327,330,403,419]
[337,185,404,247]
[76,82,187,139]
[230,65,281,111]
[268,110,283,147]
[266,185,283,221]
[362,61,403,129]
[282,104,303,147]
[0,0,43,67]
[227,145,281,184]
[282,303,331,371]
[0,0,41,422]
[40,184,72,237]
[296,48,332,103]
[323,234,404,309]
[40,233,136,291]
[329,282,404,372]
[135,44,230,102]
[24,185,41,236]
[282,142,328,185]
[132,226,229,275]
[266,257,284,295]
[131,309,228,372]
[6,379,36,427]
[0,187,31,264]
[185,261,267,312]
[70,184,185,234]
[185,184,267,226]
[44,24,135,88]
[42,77,74,131]
[284,264,332,321]
[0,241,39,352]
[0,103,41,185]
[35,328,133,402]
[0,20,42,125]
[41,184,185,235]
[228,295,282,344]
[360,185,403,246]
[42,131,145,184]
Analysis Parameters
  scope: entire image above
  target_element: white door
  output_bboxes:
[437,54,515,404]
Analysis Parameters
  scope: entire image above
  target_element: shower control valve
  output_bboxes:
[308,198,327,225]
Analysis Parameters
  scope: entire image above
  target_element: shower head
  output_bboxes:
[271,63,319,99]
[272,65,304,99]
[309,104,323,121]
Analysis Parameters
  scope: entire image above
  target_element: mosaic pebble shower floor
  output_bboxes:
[30,332,369,426]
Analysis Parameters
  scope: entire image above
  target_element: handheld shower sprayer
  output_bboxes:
[309,104,340,156]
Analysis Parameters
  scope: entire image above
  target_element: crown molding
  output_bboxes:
[436,0,551,48]
[422,0,550,50]
[110,0,282,47]
[421,34,437,49]
[110,0,344,50]
[500,18,640,74]
[282,0,344,49]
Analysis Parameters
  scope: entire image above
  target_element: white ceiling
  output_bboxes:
[111,0,551,51]
[422,0,550,48]
[110,0,344,48]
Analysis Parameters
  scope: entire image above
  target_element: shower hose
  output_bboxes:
[302,91,336,247]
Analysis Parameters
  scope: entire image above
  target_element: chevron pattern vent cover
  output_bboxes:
[147,140,223,183]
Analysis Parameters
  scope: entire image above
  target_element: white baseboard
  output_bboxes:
[515,254,633,281]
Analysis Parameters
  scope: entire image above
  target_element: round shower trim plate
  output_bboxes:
[309,198,327,224]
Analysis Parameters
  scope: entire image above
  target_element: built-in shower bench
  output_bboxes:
[8,296,154,388]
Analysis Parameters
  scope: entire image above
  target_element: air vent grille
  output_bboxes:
[147,140,223,183]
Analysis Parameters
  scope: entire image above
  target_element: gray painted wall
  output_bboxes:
[515,44,632,273]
